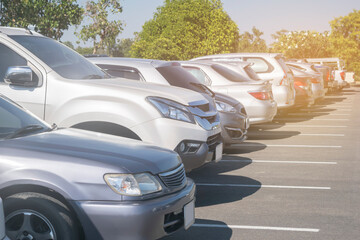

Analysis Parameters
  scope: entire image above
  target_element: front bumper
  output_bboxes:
[131,118,221,172]
[175,133,223,172]
[71,179,196,240]
[219,111,249,146]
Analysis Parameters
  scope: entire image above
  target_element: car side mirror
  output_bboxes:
[4,66,35,87]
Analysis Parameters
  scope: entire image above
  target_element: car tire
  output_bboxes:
[4,192,81,240]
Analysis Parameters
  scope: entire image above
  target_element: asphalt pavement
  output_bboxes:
[163,85,360,240]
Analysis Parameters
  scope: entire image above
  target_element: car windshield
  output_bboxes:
[0,96,50,140]
[9,36,109,80]
[157,65,213,96]
[211,64,250,82]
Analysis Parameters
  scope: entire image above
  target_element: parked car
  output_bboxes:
[314,64,337,91]
[288,66,315,108]
[0,199,9,240]
[180,61,277,124]
[0,27,222,172]
[0,94,195,240]
[286,62,325,100]
[89,57,249,146]
[191,53,295,110]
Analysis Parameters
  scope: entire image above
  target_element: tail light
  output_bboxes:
[248,91,272,100]
[294,81,307,89]
[340,71,345,80]
[279,69,288,86]
[326,72,330,82]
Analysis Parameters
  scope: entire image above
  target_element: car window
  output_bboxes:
[244,58,271,73]
[182,66,211,85]
[211,64,249,82]
[97,64,142,81]
[0,43,27,83]
[0,97,49,139]
[10,36,109,80]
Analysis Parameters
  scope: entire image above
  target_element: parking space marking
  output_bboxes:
[248,133,345,137]
[274,118,349,121]
[288,113,350,116]
[255,124,347,128]
[221,159,337,165]
[299,133,345,136]
[192,224,320,232]
[196,183,331,190]
[300,109,352,112]
[238,143,342,148]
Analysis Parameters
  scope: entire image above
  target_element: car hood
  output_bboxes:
[0,128,181,175]
[79,77,208,106]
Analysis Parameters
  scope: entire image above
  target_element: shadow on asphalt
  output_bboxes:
[188,157,261,208]
[224,142,266,154]
[246,129,301,140]
[161,219,232,240]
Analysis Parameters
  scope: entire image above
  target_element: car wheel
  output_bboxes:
[4,192,81,240]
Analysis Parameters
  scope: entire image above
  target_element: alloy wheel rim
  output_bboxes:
[5,209,57,240]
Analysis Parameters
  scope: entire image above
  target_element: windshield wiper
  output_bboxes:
[5,124,45,139]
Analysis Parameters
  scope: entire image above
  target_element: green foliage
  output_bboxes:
[329,9,360,75]
[271,30,333,59]
[130,0,239,60]
[62,41,75,49]
[238,27,267,52]
[77,0,123,55]
[75,46,95,55]
[111,38,134,57]
[0,0,83,40]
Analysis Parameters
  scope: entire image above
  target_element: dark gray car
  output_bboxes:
[0,95,195,240]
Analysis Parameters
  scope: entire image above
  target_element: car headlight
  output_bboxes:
[104,173,162,196]
[147,97,195,123]
[215,100,236,113]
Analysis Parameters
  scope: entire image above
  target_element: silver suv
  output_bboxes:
[192,53,296,110]
[0,27,222,172]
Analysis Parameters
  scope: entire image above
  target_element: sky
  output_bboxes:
[61,0,360,47]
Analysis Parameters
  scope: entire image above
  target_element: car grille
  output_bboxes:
[207,133,221,151]
[159,164,186,189]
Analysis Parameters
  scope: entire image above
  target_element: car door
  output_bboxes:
[0,42,46,118]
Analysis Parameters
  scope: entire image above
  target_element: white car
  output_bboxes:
[192,53,296,110]
[180,61,277,124]
[0,27,222,172]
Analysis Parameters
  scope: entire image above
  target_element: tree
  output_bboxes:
[238,27,267,52]
[77,0,123,55]
[130,0,239,60]
[111,38,134,57]
[0,0,83,40]
[329,9,360,75]
[270,30,333,59]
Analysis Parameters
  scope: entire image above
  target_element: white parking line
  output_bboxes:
[221,159,337,165]
[192,224,320,232]
[300,109,352,112]
[274,118,349,121]
[239,143,342,148]
[255,124,347,128]
[196,183,331,190]
[248,133,345,137]
[299,133,345,136]
[288,113,350,116]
